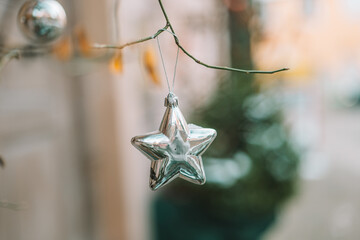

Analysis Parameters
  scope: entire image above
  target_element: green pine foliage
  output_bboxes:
[161,7,299,218]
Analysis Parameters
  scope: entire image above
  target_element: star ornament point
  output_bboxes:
[131,93,217,191]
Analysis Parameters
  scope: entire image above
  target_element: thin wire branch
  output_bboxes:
[0,200,27,211]
[94,0,288,75]
[0,45,50,55]
[0,49,20,74]
[0,155,4,168]
[113,0,121,42]
[0,1,288,75]
[93,24,169,50]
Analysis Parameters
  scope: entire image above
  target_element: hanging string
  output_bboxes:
[113,0,121,42]
[156,33,180,93]
[172,46,180,92]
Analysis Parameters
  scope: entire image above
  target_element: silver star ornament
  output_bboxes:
[131,93,217,191]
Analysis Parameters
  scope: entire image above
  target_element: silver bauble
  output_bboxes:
[17,0,67,43]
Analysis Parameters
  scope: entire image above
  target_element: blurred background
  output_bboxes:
[0,0,360,239]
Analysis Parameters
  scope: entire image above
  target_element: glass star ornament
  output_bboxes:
[131,93,217,191]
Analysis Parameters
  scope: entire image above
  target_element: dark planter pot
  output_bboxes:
[153,195,277,240]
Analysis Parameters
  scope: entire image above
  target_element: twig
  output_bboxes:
[0,200,27,211]
[0,155,4,168]
[0,49,20,74]
[93,0,288,75]
[113,0,121,42]
[93,24,169,50]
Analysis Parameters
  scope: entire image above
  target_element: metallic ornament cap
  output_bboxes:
[164,92,178,107]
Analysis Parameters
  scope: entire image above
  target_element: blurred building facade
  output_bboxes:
[0,0,227,240]
[253,0,360,239]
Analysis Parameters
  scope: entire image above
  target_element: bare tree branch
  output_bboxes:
[0,49,20,74]
[0,155,4,168]
[93,24,169,50]
[0,0,288,75]
[94,0,288,75]
[0,200,28,211]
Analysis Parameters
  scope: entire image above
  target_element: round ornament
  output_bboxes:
[17,0,67,44]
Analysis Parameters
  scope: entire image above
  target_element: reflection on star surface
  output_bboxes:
[132,94,216,190]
